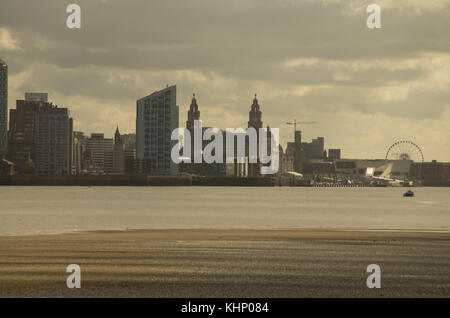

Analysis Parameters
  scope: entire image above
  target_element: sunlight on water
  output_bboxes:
[0,186,449,236]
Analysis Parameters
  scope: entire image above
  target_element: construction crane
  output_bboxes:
[286,119,316,132]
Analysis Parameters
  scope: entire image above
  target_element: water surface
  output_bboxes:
[0,186,449,236]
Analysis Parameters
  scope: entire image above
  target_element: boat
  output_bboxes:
[403,189,414,197]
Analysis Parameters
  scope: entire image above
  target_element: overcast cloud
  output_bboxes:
[1,0,449,160]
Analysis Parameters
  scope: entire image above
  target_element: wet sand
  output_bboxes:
[0,229,449,297]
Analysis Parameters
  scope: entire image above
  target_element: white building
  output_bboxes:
[334,159,412,180]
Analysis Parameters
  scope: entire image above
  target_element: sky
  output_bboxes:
[0,0,449,161]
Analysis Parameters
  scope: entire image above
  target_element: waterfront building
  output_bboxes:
[118,132,136,174]
[7,99,45,173]
[136,85,179,175]
[7,95,73,174]
[186,93,200,132]
[124,149,136,174]
[104,126,125,175]
[121,133,136,151]
[35,104,73,174]
[328,149,341,161]
[302,137,325,160]
[410,161,450,185]
[181,94,209,176]
[72,131,86,175]
[334,159,412,180]
[0,59,7,159]
[247,94,263,177]
[278,145,291,173]
[84,133,113,174]
[286,129,328,173]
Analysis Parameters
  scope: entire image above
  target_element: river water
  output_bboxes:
[0,186,449,236]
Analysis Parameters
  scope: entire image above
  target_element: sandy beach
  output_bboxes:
[0,229,448,297]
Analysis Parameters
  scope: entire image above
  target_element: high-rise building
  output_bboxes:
[104,126,125,174]
[119,132,136,174]
[84,133,113,174]
[136,85,179,175]
[72,131,86,175]
[7,99,44,173]
[124,149,136,174]
[35,104,73,174]
[25,92,48,103]
[7,95,73,174]
[292,130,303,171]
[121,133,136,151]
[0,59,7,159]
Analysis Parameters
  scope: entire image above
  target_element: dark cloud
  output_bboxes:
[0,0,449,160]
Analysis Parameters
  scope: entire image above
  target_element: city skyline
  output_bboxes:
[0,0,449,161]
[0,1,449,302]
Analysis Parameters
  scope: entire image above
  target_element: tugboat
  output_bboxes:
[403,189,414,197]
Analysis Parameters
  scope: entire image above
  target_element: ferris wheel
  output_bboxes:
[385,140,424,163]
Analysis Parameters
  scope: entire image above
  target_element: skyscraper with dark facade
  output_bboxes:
[0,59,7,159]
[35,104,73,174]
[8,95,73,174]
[136,85,179,175]
[7,99,44,173]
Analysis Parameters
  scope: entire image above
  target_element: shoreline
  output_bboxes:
[2,227,450,238]
[0,229,448,297]
[1,175,449,187]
